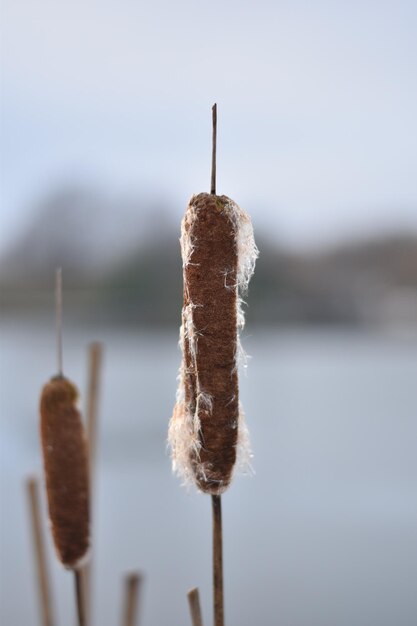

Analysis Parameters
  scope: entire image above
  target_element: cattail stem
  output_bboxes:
[75,570,86,626]
[211,495,224,626]
[211,103,217,195]
[187,587,204,626]
[26,477,55,626]
[122,573,142,626]
[55,267,63,377]
[86,342,103,475]
[83,342,103,625]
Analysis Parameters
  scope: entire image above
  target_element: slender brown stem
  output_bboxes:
[26,477,55,626]
[74,570,86,626]
[86,342,103,474]
[83,341,103,625]
[211,495,224,626]
[55,267,63,376]
[211,103,217,195]
[187,587,204,626]
[122,573,142,626]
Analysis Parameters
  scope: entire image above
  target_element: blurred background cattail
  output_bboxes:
[39,376,90,571]
[38,271,90,625]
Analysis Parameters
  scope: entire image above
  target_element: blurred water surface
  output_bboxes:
[1,319,417,626]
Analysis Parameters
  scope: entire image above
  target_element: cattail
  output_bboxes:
[39,267,90,600]
[169,191,257,493]
[170,104,258,626]
[40,375,90,569]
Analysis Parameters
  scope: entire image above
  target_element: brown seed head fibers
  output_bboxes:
[185,193,238,493]
[169,192,258,494]
[40,376,90,569]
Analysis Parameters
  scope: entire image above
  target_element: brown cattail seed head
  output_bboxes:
[40,376,90,569]
[169,193,258,494]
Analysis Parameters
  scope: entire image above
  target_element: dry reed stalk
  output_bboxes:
[39,269,90,626]
[83,341,103,625]
[187,587,204,626]
[122,573,142,626]
[26,476,55,626]
[86,342,103,476]
[169,106,258,626]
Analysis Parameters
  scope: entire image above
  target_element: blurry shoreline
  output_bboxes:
[1,187,417,330]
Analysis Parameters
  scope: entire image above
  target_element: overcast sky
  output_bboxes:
[1,0,416,251]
